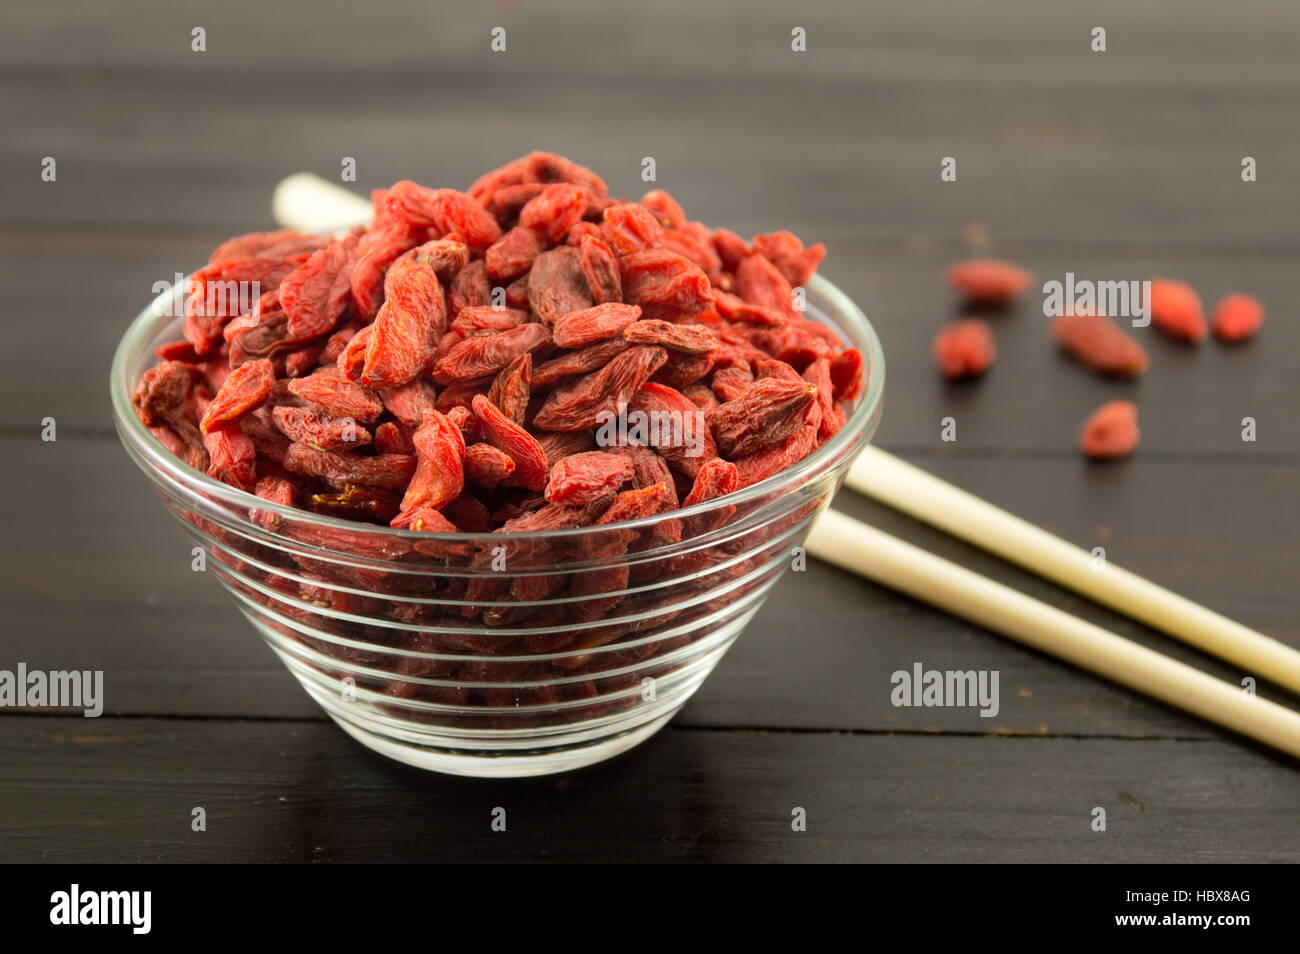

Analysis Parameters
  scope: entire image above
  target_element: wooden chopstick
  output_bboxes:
[844,447,1300,695]
[805,509,1300,758]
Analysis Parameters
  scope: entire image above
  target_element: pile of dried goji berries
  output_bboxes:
[133,152,863,532]
[935,260,1265,460]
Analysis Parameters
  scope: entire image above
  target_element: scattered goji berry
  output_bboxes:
[1211,293,1264,343]
[948,259,1033,305]
[1080,400,1140,460]
[1148,278,1207,343]
[933,319,996,380]
[1052,311,1148,377]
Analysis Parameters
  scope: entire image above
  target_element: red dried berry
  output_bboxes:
[544,452,634,506]
[519,183,589,244]
[1052,311,1148,377]
[280,232,361,340]
[948,259,1033,305]
[578,235,623,304]
[360,260,446,389]
[287,370,384,423]
[1211,293,1264,343]
[709,378,819,458]
[471,394,548,491]
[271,405,372,452]
[1080,400,1140,460]
[533,346,668,431]
[933,319,996,380]
[552,303,642,349]
[485,226,544,283]
[397,410,466,517]
[200,358,274,433]
[1148,278,1207,343]
[464,443,516,490]
[284,442,416,489]
[432,323,551,385]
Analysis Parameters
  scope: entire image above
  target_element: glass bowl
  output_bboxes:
[111,274,884,777]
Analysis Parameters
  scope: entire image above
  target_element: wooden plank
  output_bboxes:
[0,716,1296,863]
[2,437,1293,740]
[0,1,1297,245]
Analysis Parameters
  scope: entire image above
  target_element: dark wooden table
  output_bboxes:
[2,0,1297,863]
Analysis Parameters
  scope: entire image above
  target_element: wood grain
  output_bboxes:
[1,716,1297,863]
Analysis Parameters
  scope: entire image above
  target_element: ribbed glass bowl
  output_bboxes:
[111,274,884,776]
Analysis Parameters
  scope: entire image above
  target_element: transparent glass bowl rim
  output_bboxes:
[111,272,885,543]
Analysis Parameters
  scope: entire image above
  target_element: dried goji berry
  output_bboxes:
[680,457,740,536]
[829,348,863,402]
[288,370,384,422]
[280,232,361,340]
[948,259,1033,305]
[751,230,826,287]
[360,259,446,389]
[385,182,502,250]
[602,203,664,257]
[1211,293,1264,343]
[736,254,798,320]
[284,442,416,489]
[620,248,713,321]
[200,359,275,435]
[485,226,544,283]
[401,236,470,281]
[379,379,438,427]
[533,346,668,431]
[628,381,717,477]
[486,353,532,427]
[623,318,717,354]
[519,183,589,244]
[350,220,423,320]
[471,394,548,491]
[1052,311,1148,377]
[544,451,634,506]
[447,259,490,316]
[731,423,819,488]
[1080,400,1139,460]
[1149,278,1207,343]
[432,323,550,385]
[272,405,372,452]
[397,410,466,518]
[933,319,996,380]
[203,421,257,490]
[532,337,630,388]
[552,302,641,349]
[710,365,755,403]
[464,443,516,489]
[527,246,594,326]
[709,378,818,458]
[578,235,622,304]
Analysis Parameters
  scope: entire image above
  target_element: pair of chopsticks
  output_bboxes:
[807,448,1300,758]
[272,173,1300,759]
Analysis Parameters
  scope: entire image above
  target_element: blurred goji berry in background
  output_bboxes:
[1212,293,1265,343]
[933,319,996,379]
[947,259,1033,305]
[1080,400,1140,460]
